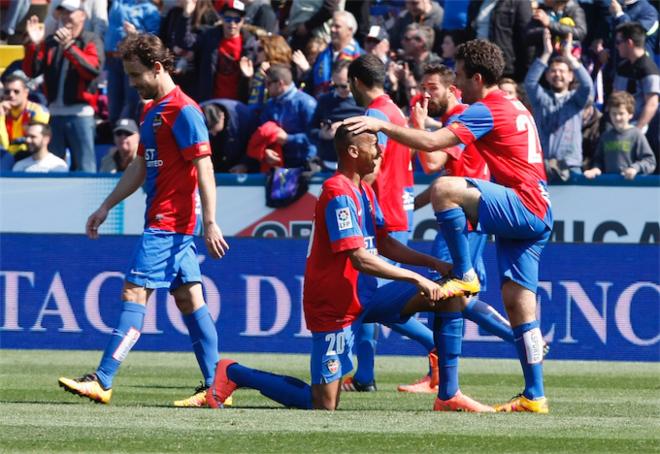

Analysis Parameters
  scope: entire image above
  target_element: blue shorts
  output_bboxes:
[310,280,417,384]
[431,231,487,291]
[466,178,552,293]
[125,228,201,291]
[310,325,355,384]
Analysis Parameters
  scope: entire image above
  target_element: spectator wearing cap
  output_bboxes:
[194,0,258,102]
[310,10,362,97]
[0,71,50,163]
[105,0,161,125]
[12,122,68,173]
[99,118,140,173]
[201,99,258,173]
[389,0,444,51]
[45,0,109,37]
[22,0,104,172]
[364,25,391,66]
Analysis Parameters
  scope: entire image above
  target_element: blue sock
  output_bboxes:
[96,302,146,389]
[183,305,219,387]
[353,323,377,385]
[227,363,312,409]
[388,318,435,351]
[435,208,472,278]
[513,320,545,399]
[463,299,514,343]
[435,312,463,400]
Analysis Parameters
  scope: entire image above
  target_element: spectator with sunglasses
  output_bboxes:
[194,0,258,102]
[241,35,292,115]
[310,60,364,172]
[99,118,140,173]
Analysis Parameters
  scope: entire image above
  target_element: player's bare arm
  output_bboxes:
[344,116,461,152]
[194,155,229,259]
[348,247,443,301]
[86,156,146,239]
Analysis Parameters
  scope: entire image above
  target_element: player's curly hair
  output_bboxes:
[119,34,175,73]
[455,39,504,86]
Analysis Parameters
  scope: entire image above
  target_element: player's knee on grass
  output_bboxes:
[312,382,340,410]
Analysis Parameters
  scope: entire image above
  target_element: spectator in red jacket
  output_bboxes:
[22,0,103,172]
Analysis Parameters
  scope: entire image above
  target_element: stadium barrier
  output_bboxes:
[1,234,658,362]
[1,173,659,243]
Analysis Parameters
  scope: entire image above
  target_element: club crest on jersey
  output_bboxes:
[336,207,352,231]
[325,359,339,375]
[152,114,163,130]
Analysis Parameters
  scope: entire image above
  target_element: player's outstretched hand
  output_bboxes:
[205,222,229,259]
[343,116,384,135]
[86,206,109,239]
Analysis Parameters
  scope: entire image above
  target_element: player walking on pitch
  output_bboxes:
[58,34,229,407]
[345,39,553,413]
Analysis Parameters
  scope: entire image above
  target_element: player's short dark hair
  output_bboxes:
[267,64,293,85]
[423,62,455,87]
[119,34,175,73]
[28,121,51,137]
[348,54,385,89]
[607,90,635,115]
[455,39,504,86]
[334,123,359,157]
[615,22,646,48]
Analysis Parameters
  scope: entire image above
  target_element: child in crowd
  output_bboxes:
[584,91,656,180]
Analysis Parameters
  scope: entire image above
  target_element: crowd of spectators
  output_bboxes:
[0,0,658,179]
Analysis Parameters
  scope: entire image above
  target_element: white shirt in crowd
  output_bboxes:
[12,154,69,173]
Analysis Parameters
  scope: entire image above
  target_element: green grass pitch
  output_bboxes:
[1,350,658,453]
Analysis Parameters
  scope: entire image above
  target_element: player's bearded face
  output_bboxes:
[427,89,448,118]
[123,59,159,100]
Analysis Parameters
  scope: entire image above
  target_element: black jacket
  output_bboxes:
[467,0,534,81]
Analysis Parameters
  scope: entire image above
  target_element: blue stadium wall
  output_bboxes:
[1,234,658,362]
